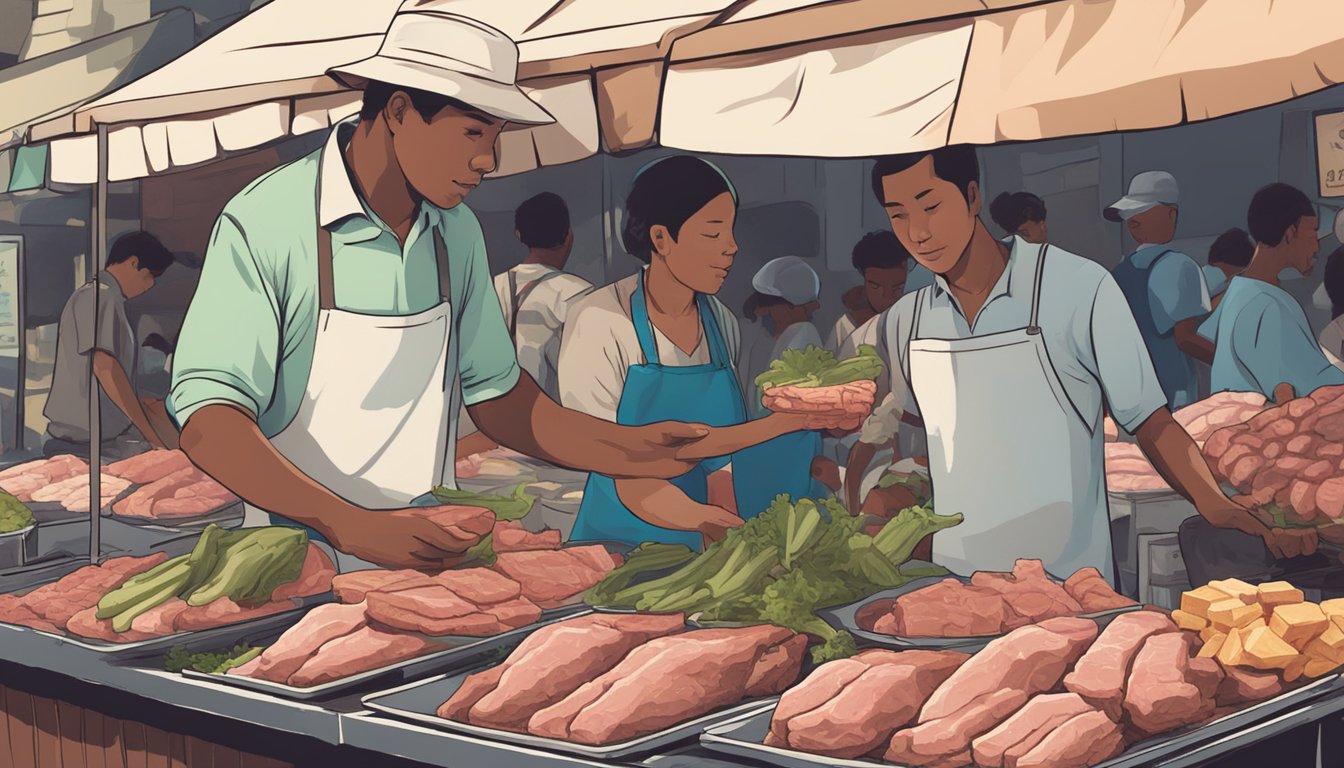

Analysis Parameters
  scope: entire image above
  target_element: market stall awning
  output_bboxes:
[660,0,1344,156]
[30,0,740,182]
[0,9,196,152]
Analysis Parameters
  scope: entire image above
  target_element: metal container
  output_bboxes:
[0,524,36,570]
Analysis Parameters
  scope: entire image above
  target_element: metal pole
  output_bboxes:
[89,123,107,565]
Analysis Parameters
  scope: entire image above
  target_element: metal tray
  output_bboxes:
[362,665,779,761]
[700,674,1344,768]
[105,500,245,530]
[818,574,1144,652]
[185,604,591,701]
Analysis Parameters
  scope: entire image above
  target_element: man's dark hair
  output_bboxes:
[1325,245,1344,320]
[107,231,173,275]
[515,192,570,250]
[1247,183,1317,247]
[360,80,477,122]
[851,230,910,273]
[1208,227,1255,268]
[989,192,1047,234]
[622,156,736,264]
[871,145,980,205]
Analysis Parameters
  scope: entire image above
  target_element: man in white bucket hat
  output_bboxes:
[167,2,823,571]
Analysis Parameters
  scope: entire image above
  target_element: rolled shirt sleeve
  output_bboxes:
[168,214,282,428]
[1090,275,1167,432]
[454,216,520,406]
[1148,253,1211,334]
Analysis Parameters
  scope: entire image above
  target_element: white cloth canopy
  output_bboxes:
[661,0,1344,156]
[34,0,740,182]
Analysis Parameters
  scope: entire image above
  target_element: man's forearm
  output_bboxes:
[614,478,713,532]
[1135,408,1235,514]
[93,352,162,446]
[1174,319,1215,365]
[179,403,362,542]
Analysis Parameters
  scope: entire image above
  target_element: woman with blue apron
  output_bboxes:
[560,156,825,550]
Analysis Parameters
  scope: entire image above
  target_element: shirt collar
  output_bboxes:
[97,271,125,299]
[931,235,1025,308]
[318,117,424,244]
[1130,243,1173,270]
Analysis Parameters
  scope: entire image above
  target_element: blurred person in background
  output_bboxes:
[827,231,909,353]
[1203,227,1255,305]
[740,256,824,418]
[989,191,1048,244]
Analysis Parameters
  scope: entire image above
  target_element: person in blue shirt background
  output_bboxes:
[1203,227,1254,305]
[1107,171,1214,411]
[1199,183,1344,402]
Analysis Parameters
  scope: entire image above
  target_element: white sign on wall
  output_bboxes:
[1315,110,1344,198]
[0,242,19,354]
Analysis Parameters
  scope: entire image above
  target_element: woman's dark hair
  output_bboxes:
[621,156,737,263]
[1208,227,1255,268]
[871,145,980,205]
[1247,183,1317,247]
[851,230,910,273]
[108,231,174,276]
[1325,245,1344,320]
[515,192,570,250]
[360,80,477,122]
[742,291,790,321]
[989,192,1047,234]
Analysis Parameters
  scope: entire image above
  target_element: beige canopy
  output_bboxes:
[660,0,1344,156]
[33,0,741,182]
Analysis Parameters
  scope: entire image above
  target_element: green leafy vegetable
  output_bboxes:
[163,643,257,674]
[0,491,35,534]
[754,344,885,391]
[431,483,536,522]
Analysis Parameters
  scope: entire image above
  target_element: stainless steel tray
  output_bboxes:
[818,574,1144,652]
[700,674,1344,768]
[362,664,779,761]
[185,604,591,701]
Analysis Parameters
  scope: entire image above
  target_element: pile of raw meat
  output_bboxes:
[108,450,238,520]
[771,610,1292,768]
[0,544,333,642]
[1104,392,1268,494]
[229,522,620,689]
[438,613,807,745]
[763,379,877,432]
[0,455,128,511]
[1202,384,1344,519]
[856,560,1137,638]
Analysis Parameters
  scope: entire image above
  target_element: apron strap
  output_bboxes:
[317,225,336,310]
[432,229,452,303]
[630,269,662,366]
[1027,242,1048,335]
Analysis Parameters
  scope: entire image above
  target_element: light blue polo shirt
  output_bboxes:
[1198,276,1344,399]
[168,118,520,436]
[1202,264,1230,298]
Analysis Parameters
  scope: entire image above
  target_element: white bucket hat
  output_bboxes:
[328,2,554,126]
[753,256,821,306]
[1104,171,1179,222]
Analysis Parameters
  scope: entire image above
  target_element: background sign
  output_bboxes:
[1315,110,1344,198]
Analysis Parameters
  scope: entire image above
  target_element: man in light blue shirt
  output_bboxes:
[1107,172,1213,410]
[1198,183,1344,402]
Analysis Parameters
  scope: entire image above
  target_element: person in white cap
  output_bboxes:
[166,4,817,571]
[740,256,824,417]
[1107,171,1214,411]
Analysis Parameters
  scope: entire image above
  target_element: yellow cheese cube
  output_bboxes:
[1305,657,1341,679]
[1208,599,1264,631]
[1209,578,1260,605]
[1270,603,1329,649]
[1284,653,1308,682]
[1217,627,1245,667]
[1200,626,1220,643]
[1320,598,1344,622]
[1182,585,1232,619]
[1242,627,1300,670]
[1257,581,1305,608]
[1243,617,1267,633]
[1171,609,1208,632]
[1198,632,1226,659]
[1304,623,1344,665]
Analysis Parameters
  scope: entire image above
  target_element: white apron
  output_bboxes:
[905,244,1112,581]
[243,221,460,572]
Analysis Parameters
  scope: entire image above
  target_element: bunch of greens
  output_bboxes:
[754,345,885,391]
[585,496,961,663]
[430,483,537,564]
[0,491,35,534]
[96,525,308,633]
[164,643,260,674]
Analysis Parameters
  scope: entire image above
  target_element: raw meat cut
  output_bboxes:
[969,560,1084,629]
[865,579,1007,637]
[434,568,522,605]
[65,606,155,643]
[527,626,803,745]
[110,466,237,520]
[1216,666,1283,706]
[885,688,1028,767]
[174,597,297,632]
[32,472,130,511]
[129,598,190,636]
[15,553,168,628]
[0,455,88,502]
[243,602,368,684]
[770,650,967,758]
[971,692,1094,768]
[492,521,562,552]
[269,544,336,601]
[762,379,877,425]
[1063,568,1138,612]
[106,450,194,484]
[288,625,444,688]
[331,570,435,603]
[1105,443,1170,493]
[1124,632,1214,737]
[491,546,621,608]
[1064,611,1178,719]
[365,584,541,636]
[1011,709,1126,768]
[440,612,686,731]
[410,506,497,538]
